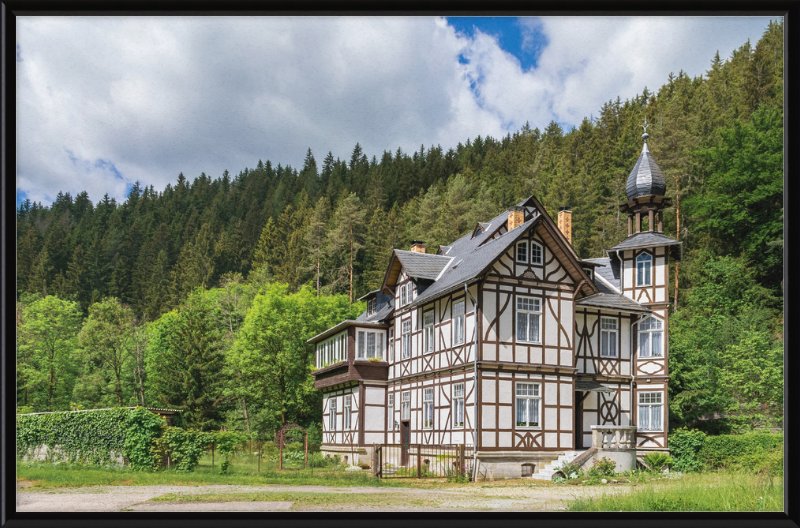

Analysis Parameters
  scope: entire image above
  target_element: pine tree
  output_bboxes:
[326,193,366,302]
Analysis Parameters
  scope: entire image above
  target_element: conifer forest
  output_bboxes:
[16,22,784,440]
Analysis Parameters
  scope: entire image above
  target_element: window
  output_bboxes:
[638,392,663,431]
[521,463,535,477]
[389,328,394,362]
[530,242,543,265]
[317,332,347,368]
[639,316,663,357]
[357,331,365,359]
[453,300,465,345]
[600,317,618,358]
[344,394,351,429]
[583,268,593,281]
[423,388,434,429]
[367,298,376,315]
[401,391,410,420]
[402,320,411,359]
[515,383,541,428]
[452,383,465,428]
[636,253,652,286]
[329,397,337,431]
[399,285,406,306]
[424,311,435,354]
[388,394,394,429]
[516,241,528,263]
[516,297,541,343]
[367,333,376,358]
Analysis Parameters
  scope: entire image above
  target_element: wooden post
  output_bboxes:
[258,442,261,473]
[211,443,215,468]
[279,433,283,471]
[648,209,655,232]
[304,431,308,469]
[635,211,641,233]
[417,444,421,479]
[460,443,466,477]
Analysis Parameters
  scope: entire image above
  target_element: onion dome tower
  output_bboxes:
[619,118,672,236]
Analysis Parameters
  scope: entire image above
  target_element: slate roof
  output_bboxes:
[410,208,544,307]
[626,138,667,199]
[583,257,620,292]
[608,231,681,252]
[393,250,453,281]
[356,296,394,323]
[576,292,651,314]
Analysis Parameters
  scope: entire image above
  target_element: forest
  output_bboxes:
[16,21,783,439]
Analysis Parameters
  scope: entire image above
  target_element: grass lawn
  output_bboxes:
[16,452,417,489]
[149,491,434,510]
[566,471,783,512]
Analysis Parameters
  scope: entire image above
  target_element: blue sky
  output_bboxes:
[16,16,779,207]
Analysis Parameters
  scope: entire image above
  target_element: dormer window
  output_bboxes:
[367,298,377,316]
[636,254,652,286]
[583,268,593,281]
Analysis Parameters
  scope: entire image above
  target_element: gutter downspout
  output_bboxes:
[615,250,623,293]
[464,281,479,481]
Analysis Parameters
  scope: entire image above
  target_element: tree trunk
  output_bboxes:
[349,226,354,303]
[242,398,251,434]
[115,362,124,406]
[316,257,320,297]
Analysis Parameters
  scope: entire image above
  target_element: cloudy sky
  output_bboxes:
[16,16,778,206]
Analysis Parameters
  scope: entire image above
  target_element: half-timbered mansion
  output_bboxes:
[309,130,680,479]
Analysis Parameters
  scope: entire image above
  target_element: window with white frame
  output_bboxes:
[636,253,652,286]
[367,298,377,315]
[423,388,434,429]
[600,317,618,358]
[399,284,406,306]
[329,397,337,431]
[639,316,663,357]
[516,297,541,343]
[317,332,347,368]
[401,391,410,420]
[515,382,541,428]
[452,383,465,428]
[388,394,394,429]
[516,241,528,263]
[638,392,663,431]
[402,320,411,359]
[424,311,435,354]
[357,330,383,359]
[530,241,543,265]
[388,328,394,362]
[453,300,465,345]
[344,394,351,429]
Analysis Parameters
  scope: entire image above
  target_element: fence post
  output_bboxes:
[417,444,421,479]
[304,431,308,469]
[460,443,465,478]
[211,443,215,468]
[258,441,261,473]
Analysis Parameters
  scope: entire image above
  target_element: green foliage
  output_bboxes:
[123,407,166,471]
[214,430,247,473]
[16,408,129,466]
[643,452,674,471]
[159,427,212,472]
[699,433,783,471]
[668,428,706,473]
[587,457,616,478]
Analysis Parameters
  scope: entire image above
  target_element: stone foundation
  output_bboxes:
[473,451,563,481]
[19,444,126,466]
[319,445,374,467]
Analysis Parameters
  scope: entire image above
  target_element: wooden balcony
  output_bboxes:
[313,360,389,390]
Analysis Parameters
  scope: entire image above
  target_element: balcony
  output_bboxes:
[313,360,389,390]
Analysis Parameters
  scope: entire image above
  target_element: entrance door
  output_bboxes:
[400,421,410,466]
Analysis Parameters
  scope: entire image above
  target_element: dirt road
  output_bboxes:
[16,482,625,512]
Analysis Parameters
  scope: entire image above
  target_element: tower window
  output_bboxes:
[636,253,652,286]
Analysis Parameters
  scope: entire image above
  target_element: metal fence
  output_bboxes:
[374,444,473,479]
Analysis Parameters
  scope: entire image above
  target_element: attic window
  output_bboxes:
[583,268,593,280]
[367,298,377,316]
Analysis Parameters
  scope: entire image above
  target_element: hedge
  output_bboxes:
[699,433,783,470]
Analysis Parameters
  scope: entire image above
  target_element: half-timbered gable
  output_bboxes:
[311,133,681,477]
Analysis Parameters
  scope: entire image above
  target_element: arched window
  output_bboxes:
[636,253,652,286]
[638,316,663,357]
[530,241,543,265]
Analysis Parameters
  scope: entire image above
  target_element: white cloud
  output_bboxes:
[16,16,776,205]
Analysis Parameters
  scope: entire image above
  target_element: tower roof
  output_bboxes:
[625,133,666,200]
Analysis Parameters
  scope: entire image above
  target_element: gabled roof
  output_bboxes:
[583,257,620,292]
[608,231,681,252]
[626,138,666,199]
[381,250,453,292]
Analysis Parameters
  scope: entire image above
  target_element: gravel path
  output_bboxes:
[16,482,624,512]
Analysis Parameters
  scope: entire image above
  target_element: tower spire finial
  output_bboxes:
[642,116,650,142]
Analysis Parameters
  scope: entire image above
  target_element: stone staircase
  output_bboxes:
[531,450,588,480]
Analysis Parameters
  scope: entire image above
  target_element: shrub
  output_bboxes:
[669,428,706,473]
[699,433,783,470]
[159,428,212,472]
[555,460,583,480]
[124,407,166,471]
[643,452,674,471]
[587,457,616,478]
[215,431,247,474]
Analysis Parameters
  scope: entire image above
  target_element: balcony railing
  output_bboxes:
[590,425,637,450]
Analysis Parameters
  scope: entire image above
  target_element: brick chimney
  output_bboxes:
[410,241,426,253]
[507,207,524,231]
[558,207,572,244]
